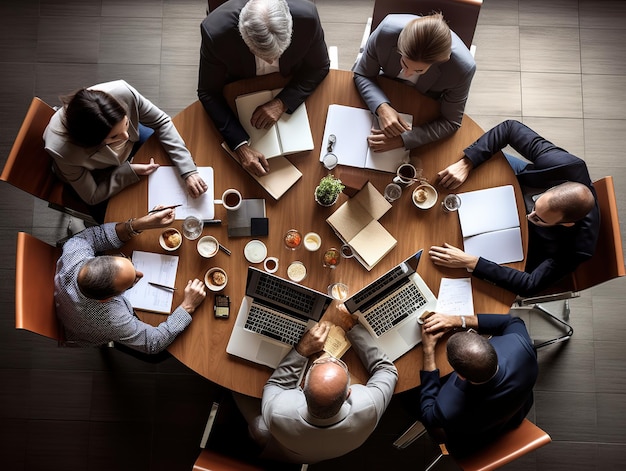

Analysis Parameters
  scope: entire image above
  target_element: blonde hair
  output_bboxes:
[397,13,452,64]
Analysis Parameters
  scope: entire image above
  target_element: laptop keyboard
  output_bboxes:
[245,303,308,346]
[363,283,427,337]
[351,265,406,305]
[256,274,317,314]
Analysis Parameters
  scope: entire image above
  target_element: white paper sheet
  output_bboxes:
[124,251,179,314]
[435,278,475,316]
[148,166,214,220]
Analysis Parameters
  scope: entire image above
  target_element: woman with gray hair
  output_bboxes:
[199,0,329,177]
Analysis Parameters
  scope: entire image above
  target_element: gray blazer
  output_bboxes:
[44,80,197,205]
[353,14,476,149]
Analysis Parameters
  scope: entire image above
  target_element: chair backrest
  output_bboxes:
[193,449,264,471]
[1,97,93,218]
[455,419,551,471]
[371,0,483,50]
[572,176,626,291]
[15,232,63,342]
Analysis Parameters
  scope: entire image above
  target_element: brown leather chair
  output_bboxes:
[394,418,551,471]
[514,176,626,348]
[193,449,264,471]
[15,231,64,343]
[371,0,483,50]
[1,97,96,224]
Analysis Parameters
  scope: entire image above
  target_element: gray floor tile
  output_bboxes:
[37,17,101,64]
[520,27,581,74]
[580,0,626,30]
[102,0,164,18]
[594,341,626,394]
[99,17,163,65]
[596,392,626,442]
[476,0,519,27]
[534,390,598,441]
[473,25,520,72]
[519,0,580,28]
[0,15,38,63]
[521,72,583,118]
[465,70,522,116]
[162,17,202,66]
[584,119,626,168]
[581,28,626,76]
[582,74,626,120]
[40,0,102,17]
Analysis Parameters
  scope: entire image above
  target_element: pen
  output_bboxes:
[148,204,182,214]
[148,282,177,290]
[203,219,222,225]
[219,244,231,256]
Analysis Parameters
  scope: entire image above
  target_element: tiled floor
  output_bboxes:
[1,0,625,470]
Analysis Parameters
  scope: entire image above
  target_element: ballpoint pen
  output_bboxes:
[148,281,177,290]
[148,204,182,214]
[219,244,231,256]
[203,219,222,225]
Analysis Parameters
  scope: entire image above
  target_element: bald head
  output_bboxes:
[545,182,595,223]
[303,359,350,419]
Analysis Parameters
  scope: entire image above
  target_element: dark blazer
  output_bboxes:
[353,14,476,149]
[198,0,330,149]
[420,315,538,457]
[463,120,600,296]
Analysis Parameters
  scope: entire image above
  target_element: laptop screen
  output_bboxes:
[245,267,332,320]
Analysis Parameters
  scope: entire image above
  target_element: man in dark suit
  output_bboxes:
[430,120,599,296]
[198,0,330,176]
[418,312,538,457]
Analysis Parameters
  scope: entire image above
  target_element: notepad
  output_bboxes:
[326,182,396,271]
[319,104,413,173]
[457,185,524,265]
[124,251,179,314]
[148,166,215,220]
[235,89,314,158]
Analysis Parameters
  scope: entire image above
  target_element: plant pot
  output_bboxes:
[314,186,339,207]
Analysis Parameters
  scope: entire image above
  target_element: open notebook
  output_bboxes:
[319,104,413,173]
[457,185,524,264]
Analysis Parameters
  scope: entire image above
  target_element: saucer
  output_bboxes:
[244,240,267,263]
[412,184,438,209]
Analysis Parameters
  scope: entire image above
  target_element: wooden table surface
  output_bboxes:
[106,69,527,397]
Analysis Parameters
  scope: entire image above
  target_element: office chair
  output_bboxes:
[513,176,625,349]
[15,232,64,344]
[358,0,483,61]
[1,97,96,224]
[394,418,551,471]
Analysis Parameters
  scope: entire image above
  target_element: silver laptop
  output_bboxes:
[343,250,437,361]
[227,267,333,368]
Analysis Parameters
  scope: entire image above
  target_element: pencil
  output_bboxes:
[148,281,177,290]
[148,204,182,214]
[219,244,231,256]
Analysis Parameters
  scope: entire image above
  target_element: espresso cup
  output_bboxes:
[392,163,418,185]
[216,188,242,211]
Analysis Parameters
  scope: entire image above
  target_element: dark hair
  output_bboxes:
[447,331,498,383]
[77,256,120,300]
[546,181,595,223]
[62,88,127,147]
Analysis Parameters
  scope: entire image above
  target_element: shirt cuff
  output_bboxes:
[233,140,249,151]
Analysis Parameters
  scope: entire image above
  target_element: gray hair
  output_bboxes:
[238,0,293,61]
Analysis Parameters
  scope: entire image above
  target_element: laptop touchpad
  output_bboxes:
[398,322,418,346]
[256,341,285,366]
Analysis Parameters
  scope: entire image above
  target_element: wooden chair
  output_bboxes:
[193,449,264,471]
[514,176,626,349]
[15,232,64,343]
[394,418,551,471]
[1,97,96,224]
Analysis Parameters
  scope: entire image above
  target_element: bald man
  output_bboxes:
[54,207,206,353]
[254,311,398,464]
[430,120,599,296]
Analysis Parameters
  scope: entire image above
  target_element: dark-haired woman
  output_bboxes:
[44,80,207,220]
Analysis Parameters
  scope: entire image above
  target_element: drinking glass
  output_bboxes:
[284,229,303,250]
[384,183,402,202]
[182,215,204,240]
[328,282,349,301]
[322,247,341,269]
[442,194,462,212]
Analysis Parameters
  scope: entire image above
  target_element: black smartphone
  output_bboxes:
[214,294,230,319]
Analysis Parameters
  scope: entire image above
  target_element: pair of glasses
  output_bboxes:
[311,355,349,373]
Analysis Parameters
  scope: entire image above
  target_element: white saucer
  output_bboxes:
[244,240,267,263]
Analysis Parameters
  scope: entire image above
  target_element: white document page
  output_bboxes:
[435,277,474,316]
[320,104,370,168]
[148,166,214,220]
[124,251,179,314]
[274,101,314,155]
[463,227,524,264]
[458,185,520,236]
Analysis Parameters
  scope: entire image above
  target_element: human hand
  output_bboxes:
[429,243,479,271]
[437,157,473,190]
[251,98,286,129]
[295,321,331,357]
[185,173,208,198]
[422,312,458,334]
[375,103,411,137]
[130,157,159,176]
[325,303,358,332]
[235,144,270,176]
[180,279,207,314]
[367,129,404,152]
[421,324,445,355]
[132,205,177,231]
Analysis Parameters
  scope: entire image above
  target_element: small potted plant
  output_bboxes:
[315,174,345,207]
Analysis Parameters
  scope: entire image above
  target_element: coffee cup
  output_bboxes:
[417,310,434,325]
[393,163,418,185]
[263,256,279,274]
[215,188,242,211]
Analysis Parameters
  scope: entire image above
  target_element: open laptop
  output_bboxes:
[227,267,333,368]
[343,250,437,360]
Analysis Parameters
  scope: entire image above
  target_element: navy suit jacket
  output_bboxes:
[420,315,538,457]
[464,120,600,296]
[198,0,330,149]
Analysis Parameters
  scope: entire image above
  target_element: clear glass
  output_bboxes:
[442,194,462,212]
[328,282,349,301]
[322,247,341,269]
[182,215,203,240]
[284,229,303,250]
[322,152,338,170]
[384,183,402,202]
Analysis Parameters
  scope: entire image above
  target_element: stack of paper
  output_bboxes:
[124,251,179,314]
[319,104,413,173]
[457,185,524,265]
[326,182,396,271]
[148,166,214,220]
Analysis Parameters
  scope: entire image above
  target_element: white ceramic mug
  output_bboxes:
[215,188,242,211]
[263,256,279,274]
[393,163,418,185]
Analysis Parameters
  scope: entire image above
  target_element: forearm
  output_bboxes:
[401,117,460,150]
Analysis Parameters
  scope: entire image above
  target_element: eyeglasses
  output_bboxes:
[312,355,349,372]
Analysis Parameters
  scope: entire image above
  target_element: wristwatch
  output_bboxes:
[461,316,467,329]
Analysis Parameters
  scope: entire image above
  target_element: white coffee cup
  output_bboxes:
[393,163,418,185]
[263,256,279,274]
[215,188,242,211]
